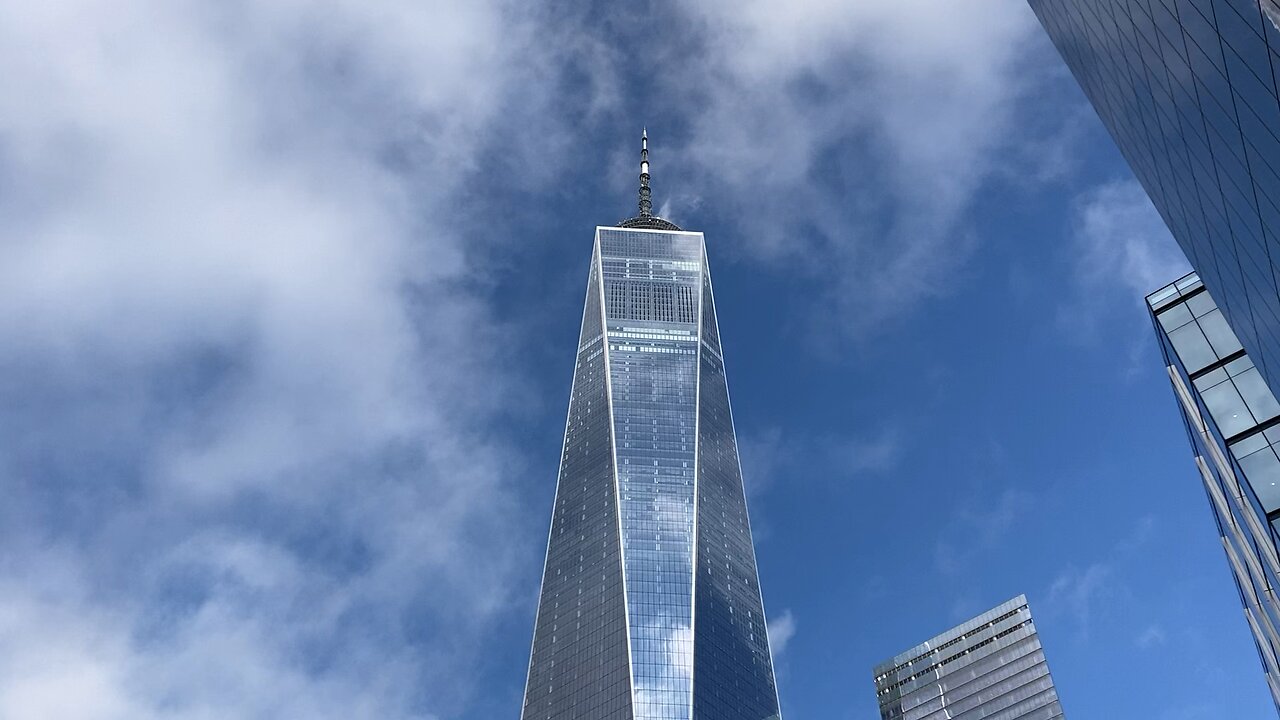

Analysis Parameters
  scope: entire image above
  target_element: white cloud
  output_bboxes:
[738,427,789,498]
[1044,516,1156,641]
[767,609,798,658]
[1047,562,1114,639]
[828,429,902,476]
[1137,624,1168,649]
[1073,180,1189,297]
[1059,178,1190,341]
[737,426,900,512]
[663,0,1058,333]
[0,1,607,718]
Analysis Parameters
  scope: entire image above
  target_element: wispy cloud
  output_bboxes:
[1136,623,1168,649]
[1058,179,1190,346]
[739,426,901,498]
[827,430,903,476]
[767,609,798,658]
[661,0,1066,335]
[935,487,1034,576]
[738,427,790,498]
[1044,515,1156,641]
[1047,562,1115,640]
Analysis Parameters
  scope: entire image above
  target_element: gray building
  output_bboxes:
[1030,0,1280,395]
[520,133,783,720]
[1149,272,1280,709]
[872,595,1065,720]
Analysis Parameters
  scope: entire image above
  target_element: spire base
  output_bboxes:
[618,215,683,231]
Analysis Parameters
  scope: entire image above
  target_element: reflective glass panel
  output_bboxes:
[1236,367,1280,423]
[600,228,702,720]
[1203,379,1256,436]
[1240,447,1280,512]
[1158,302,1195,332]
[1170,321,1220,372]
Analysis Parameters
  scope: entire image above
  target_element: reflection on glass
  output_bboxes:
[1169,322,1219,373]
[1158,302,1194,333]
[1237,368,1280,425]
[1199,310,1244,358]
[1187,291,1216,318]
[1194,366,1228,392]
[601,228,700,720]
[1202,381,1255,437]
[1240,447,1280,513]
[1264,0,1280,33]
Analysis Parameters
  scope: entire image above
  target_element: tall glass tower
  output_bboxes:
[1029,0,1280,393]
[520,133,782,720]
[1149,272,1280,709]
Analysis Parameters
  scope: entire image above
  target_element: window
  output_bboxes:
[1170,321,1219,372]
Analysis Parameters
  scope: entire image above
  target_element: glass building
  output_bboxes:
[1029,0,1280,394]
[520,133,783,720]
[1149,272,1280,708]
[872,595,1065,720]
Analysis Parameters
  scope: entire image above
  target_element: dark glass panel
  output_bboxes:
[523,251,634,720]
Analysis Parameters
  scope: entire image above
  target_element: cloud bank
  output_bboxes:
[0,1,596,717]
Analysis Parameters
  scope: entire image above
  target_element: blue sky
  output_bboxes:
[0,1,1270,718]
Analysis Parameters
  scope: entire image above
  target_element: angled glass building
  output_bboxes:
[872,595,1065,720]
[520,133,782,720]
[1029,0,1280,393]
[1149,272,1280,708]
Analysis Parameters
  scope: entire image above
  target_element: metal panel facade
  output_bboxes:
[872,596,1066,720]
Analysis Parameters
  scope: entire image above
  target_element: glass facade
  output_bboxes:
[1149,273,1280,709]
[522,225,782,720]
[1030,0,1280,395]
[872,596,1065,720]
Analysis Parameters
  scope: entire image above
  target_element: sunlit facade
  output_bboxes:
[1030,0,1280,394]
[520,136,782,720]
[872,595,1065,720]
[1149,272,1280,709]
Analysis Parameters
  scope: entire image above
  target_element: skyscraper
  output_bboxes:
[520,133,782,720]
[1029,0,1280,393]
[872,595,1065,720]
[1149,272,1280,708]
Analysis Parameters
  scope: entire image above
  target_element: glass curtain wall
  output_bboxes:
[1150,272,1280,709]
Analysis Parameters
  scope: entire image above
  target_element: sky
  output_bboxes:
[0,0,1271,718]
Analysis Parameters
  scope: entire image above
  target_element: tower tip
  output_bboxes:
[638,129,652,217]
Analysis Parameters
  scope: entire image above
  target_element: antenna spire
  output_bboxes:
[638,128,652,217]
[617,128,682,231]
